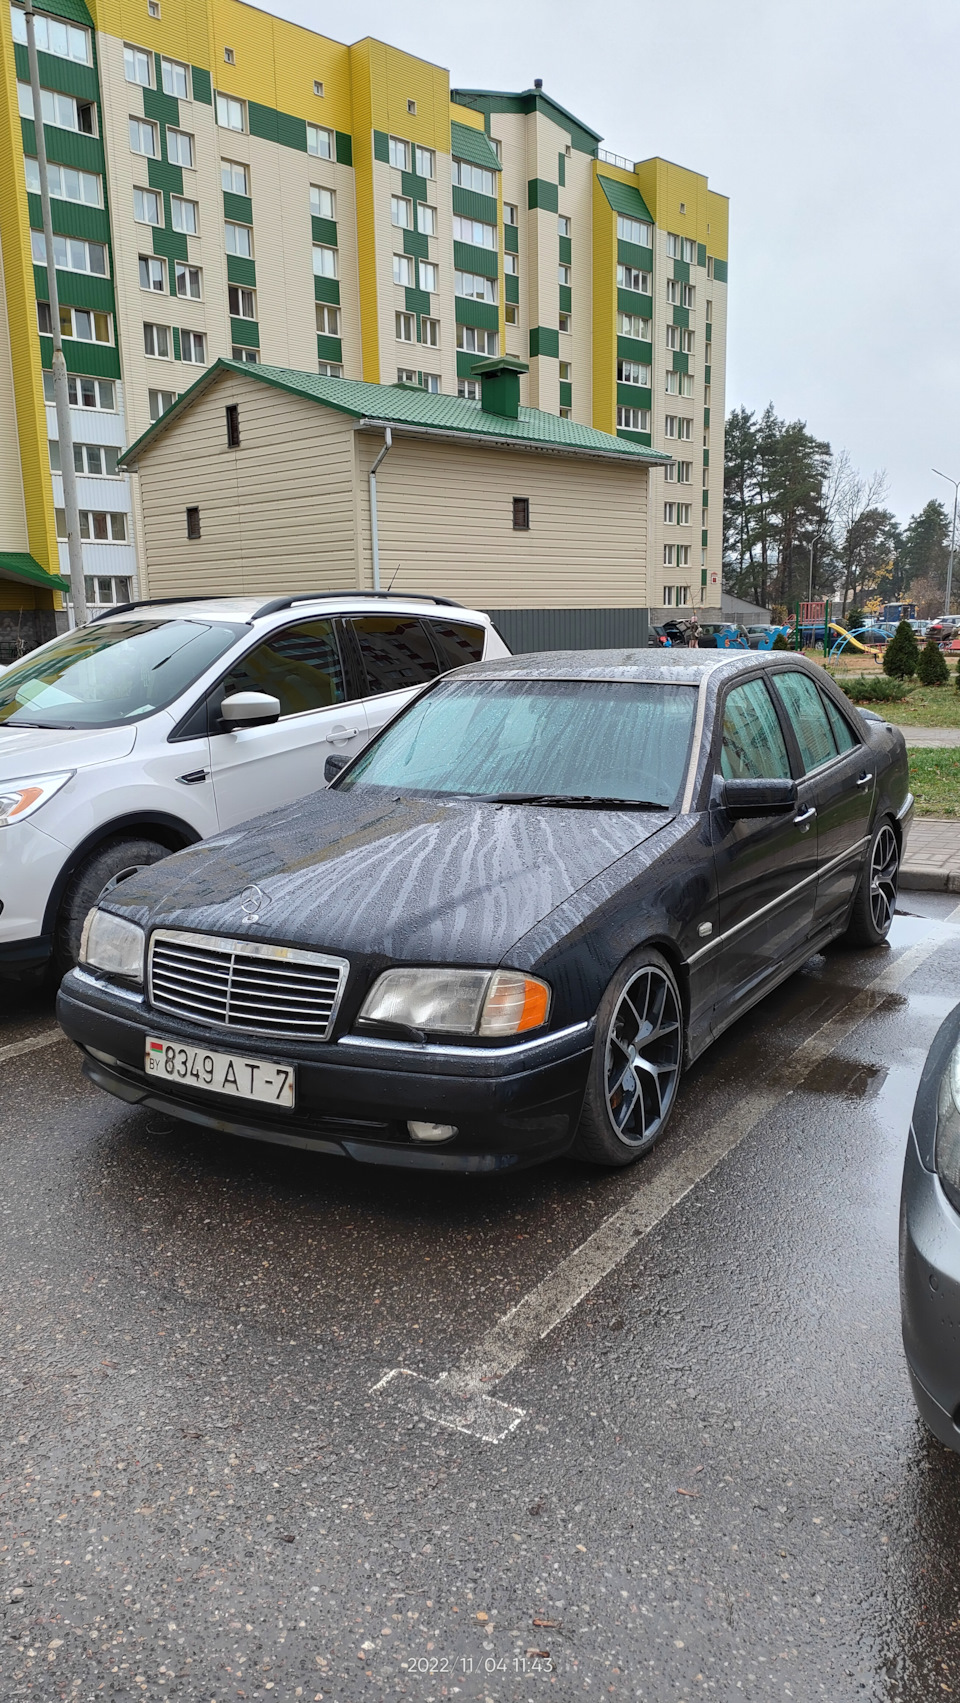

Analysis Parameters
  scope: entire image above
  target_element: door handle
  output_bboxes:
[856,771,873,787]
[324,727,360,744]
[794,805,817,831]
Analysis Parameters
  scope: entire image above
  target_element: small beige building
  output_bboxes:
[120,356,670,647]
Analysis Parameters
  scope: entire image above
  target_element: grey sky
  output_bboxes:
[276,0,955,527]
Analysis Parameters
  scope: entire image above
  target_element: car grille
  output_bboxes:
[148,930,349,1041]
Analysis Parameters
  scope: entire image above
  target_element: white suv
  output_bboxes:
[0,592,509,977]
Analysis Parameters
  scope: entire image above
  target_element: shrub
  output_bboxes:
[883,619,920,678]
[956,654,960,692]
[836,674,909,704]
[917,636,950,686]
[772,632,791,650]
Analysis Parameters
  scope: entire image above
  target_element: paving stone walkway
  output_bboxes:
[899,726,960,747]
[902,816,960,894]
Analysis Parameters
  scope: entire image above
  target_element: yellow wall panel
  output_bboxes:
[706,190,729,261]
[591,172,616,435]
[348,39,379,382]
[91,0,212,73]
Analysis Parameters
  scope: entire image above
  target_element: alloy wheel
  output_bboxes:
[870,824,899,936]
[604,966,682,1148]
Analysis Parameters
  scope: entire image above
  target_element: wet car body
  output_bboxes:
[58,650,913,1173]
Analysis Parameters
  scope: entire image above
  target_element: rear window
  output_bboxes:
[428,619,486,671]
[350,616,440,694]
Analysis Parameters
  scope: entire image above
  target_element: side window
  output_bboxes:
[351,616,441,694]
[773,671,838,772]
[820,690,858,754]
[720,679,791,780]
[428,619,486,671]
[220,619,346,717]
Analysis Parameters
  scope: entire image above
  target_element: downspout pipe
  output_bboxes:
[368,427,393,592]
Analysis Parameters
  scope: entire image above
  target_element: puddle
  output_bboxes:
[804,1057,887,1099]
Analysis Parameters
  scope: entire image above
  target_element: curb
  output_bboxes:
[901,865,960,894]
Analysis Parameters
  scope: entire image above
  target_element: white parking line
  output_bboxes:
[373,906,960,1441]
[0,1029,67,1066]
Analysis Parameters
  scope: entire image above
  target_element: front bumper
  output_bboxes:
[900,1126,960,1450]
[57,969,595,1173]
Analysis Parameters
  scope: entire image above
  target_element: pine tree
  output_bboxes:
[883,619,920,679]
[916,636,949,686]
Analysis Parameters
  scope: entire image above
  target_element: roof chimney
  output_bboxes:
[534,78,543,89]
[470,355,529,420]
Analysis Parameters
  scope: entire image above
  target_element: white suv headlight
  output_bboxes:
[0,771,74,827]
[359,967,550,1038]
[79,910,145,984]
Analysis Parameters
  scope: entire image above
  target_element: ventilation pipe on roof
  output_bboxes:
[368,426,392,592]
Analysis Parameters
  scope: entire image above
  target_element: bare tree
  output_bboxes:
[830,460,889,612]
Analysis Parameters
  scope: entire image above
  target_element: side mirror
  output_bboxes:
[219,690,281,731]
[721,777,798,819]
[324,753,349,784]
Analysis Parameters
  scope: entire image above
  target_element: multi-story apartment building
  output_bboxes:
[0,0,728,657]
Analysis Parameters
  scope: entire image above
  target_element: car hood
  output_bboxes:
[104,787,673,965]
[0,722,137,774]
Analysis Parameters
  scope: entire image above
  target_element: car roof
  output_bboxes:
[89,593,495,627]
[454,648,786,683]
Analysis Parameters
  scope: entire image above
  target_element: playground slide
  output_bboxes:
[828,621,870,653]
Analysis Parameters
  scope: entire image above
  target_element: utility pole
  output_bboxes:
[24,0,86,627]
[808,540,815,602]
[933,468,958,619]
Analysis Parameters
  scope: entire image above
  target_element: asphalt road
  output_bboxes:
[3,897,960,1702]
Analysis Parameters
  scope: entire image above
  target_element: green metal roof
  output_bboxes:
[451,89,602,156]
[0,551,69,592]
[121,359,672,468]
[449,120,501,173]
[11,0,94,28]
[597,175,654,225]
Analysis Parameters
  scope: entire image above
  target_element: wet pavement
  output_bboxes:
[3,897,960,1701]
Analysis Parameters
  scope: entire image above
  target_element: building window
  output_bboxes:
[397,367,417,385]
[406,98,417,116]
[415,145,434,177]
[388,136,410,170]
[617,359,649,386]
[559,362,571,381]
[458,378,480,400]
[617,313,650,339]
[310,184,335,219]
[617,406,650,431]
[666,325,680,351]
[222,160,248,194]
[223,45,235,63]
[677,546,691,566]
[681,328,695,354]
[452,214,497,249]
[129,117,158,156]
[456,324,498,356]
[417,202,437,237]
[50,440,120,476]
[31,231,106,275]
[679,374,694,397]
[505,303,518,325]
[617,214,652,246]
[227,284,254,318]
[161,57,189,97]
[176,263,202,299]
[512,497,530,531]
[313,79,324,97]
[39,303,111,343]
[666,233,680,259]
[663,416,692,441]
[234,346,260,363]
[663,546,676,568]
[455,270,497,303]
[421,317,439,347]
[420,260,438,293]
[171,196,198,235]
[395,312,415,342]
[558,311,571,334]
[664,502,676,524]
[663,584,674,605]
[682,238,697,263]
[682,283,695,308]
[504,253,518,276]
[225,222,253,258]
[148,388,177,419]
[706,257,715,279]
[452,158,496,197]
[504,203,518,226]
[675,460,692,483]
[666,279,680,304]
[180,330,205,363]
[312,243,337,277]
[167,128,194,168]
[143,321,170,358]
[307,124,333,159]
[186,506,201,540]
[148,2,161,18]
[124,42,152,85]
[393,253,415,287]
[665,371,679,394]
[11,8,89,63]
[391,196,412,230]
[47,373,115,410]
[24,157,101,206]
[17,82,96,133]
[139,254,165,292]
[617,265,650,293]
[316,360,341,376]
[133,186,162,225]
[558,263,571,286]
[225,403,240,447]
[422,373,441,393]
[558,215,571,237]
[316,304,340,335]
[215,91,245,132]
[56,510,126,542]
[673,503,691,525]
[705,299,713,320]
[559,406,571,419]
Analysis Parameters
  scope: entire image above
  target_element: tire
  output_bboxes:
[842,816,900,947]
[54,835,171,974]
[572,948,685,1167]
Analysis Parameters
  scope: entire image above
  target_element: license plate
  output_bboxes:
[144,1036,295,1107]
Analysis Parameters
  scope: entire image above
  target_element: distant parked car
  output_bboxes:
[697,623,750,649]
[927,619,960,646]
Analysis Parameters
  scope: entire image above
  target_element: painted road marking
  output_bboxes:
[0,1029,66,1066]
[373,905,960,1441]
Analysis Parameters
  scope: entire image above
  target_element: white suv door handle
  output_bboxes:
[325,726,360,745]
[856,771,873,787]
[794,805,817,830]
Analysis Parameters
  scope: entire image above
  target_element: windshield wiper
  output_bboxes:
[485,793,669,810]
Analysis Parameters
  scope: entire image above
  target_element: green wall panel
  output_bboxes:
[143,77,179,128]
[705,365,711,385]
[617,428,652,447]
[671,304,689,329]
[21,117,103,174]
[171,326,181,361]
[405,287,430,318]
[226,253,256,287]
[230,316,260,348]
[457,350,483,378]
[530,325,559,358]
[27,192,108,242]
[402,228,428,258]
[148,157,183,196]
[14,41,97,99]
[277,110,307,151]
[558,151,565,187]
[697,242,707,268]
[39,333,120,378]
[453,240,497,278]
[558,284,571,312]
[617,335,652,363]
[617,382,651,409]
[559,380,572,407]
[313,275,340,304]
[705,320,712,342]
[33,265,113,312]
[558,235,571,265]
[452,184,497,223]
[335,132,352,167]
[373,130,390,163]
[701,488,709,508]
[702,529,709,547]
[504,223,518,254]
[400,169,427,203]
[454,297,498,330]
[704,407,711,428]
[191,65,211,103]
[617,238,653,271]
[712,258,728,282]
[672,259,690,283]
[527,177,558,212]
[224,190,253,224]
[152,225,188,264]
[316,333,342,362]
[311,214,337,246]
[617,287,652,317]
[505,273,519,305]
[672,351,688,373]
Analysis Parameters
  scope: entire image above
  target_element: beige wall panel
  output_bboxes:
[561,147,593,424]
[247,135,315,371]
[0,234,29,552]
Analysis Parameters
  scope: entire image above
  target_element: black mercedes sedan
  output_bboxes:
[58,650,913,1174]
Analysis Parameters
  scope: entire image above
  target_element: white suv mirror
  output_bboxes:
[219,690,281,730]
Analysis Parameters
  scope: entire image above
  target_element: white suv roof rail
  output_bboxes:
[93,589,466,625]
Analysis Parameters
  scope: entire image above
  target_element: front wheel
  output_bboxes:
[572,948,685,1167]
[842,817,899,947]
[54,834,171,975]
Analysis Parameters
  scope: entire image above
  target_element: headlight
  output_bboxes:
[359,967,550,1038]
[79,910,145,984]
[0,771,74,827]
[935,1040,960,1213]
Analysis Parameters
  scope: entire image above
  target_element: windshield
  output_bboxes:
[340,677,698,807]
[0,620,244,728]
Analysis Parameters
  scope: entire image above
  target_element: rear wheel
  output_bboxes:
[572,949,685,1167]
[842,817,899,947]
[54,835,171,975]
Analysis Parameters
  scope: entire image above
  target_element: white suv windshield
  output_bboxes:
[0,620,243,728]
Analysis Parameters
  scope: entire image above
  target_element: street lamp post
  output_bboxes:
[933,468,959,618]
